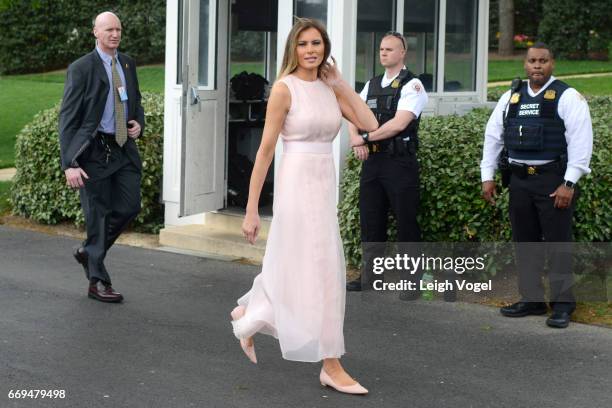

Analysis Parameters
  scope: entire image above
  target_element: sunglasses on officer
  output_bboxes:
[384,31,406,50]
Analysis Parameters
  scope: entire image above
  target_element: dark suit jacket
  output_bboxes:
[58,50,145,171]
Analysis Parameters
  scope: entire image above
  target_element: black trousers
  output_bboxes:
[79,135,142,284]
[359,152,420,286]
[509,171,576,313]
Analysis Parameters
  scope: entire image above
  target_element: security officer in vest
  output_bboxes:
[346,31,428,291]
[481,43,593,328]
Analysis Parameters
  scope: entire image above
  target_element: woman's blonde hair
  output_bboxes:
[278,17,331,79]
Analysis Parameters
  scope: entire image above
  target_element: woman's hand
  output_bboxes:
[320,56,343,88]
[327,56,378,132]
[242,211,261,244]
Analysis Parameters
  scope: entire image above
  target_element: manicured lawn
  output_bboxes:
[0,181,12,215]
[11,64,165,93]
[231,62,265,77]
[488,75,612,101]
[136,65,166,93]
[488,59,612,82]
[562,76,612,95]
[0,62,265,169]
[0,65,165,168]
[0,77,65,168]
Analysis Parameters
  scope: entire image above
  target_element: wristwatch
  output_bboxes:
[563,180,575,189]
[361,132,369,143]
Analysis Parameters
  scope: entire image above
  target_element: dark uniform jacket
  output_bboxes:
[58,50,144,171]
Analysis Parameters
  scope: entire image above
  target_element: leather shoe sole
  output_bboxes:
[88,291,123,303]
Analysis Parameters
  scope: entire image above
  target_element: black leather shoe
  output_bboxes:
[546,311,571,328]
[88,282,123,303]
[346,279,362,292]
[500,301,547,317]
[73,246,89,280]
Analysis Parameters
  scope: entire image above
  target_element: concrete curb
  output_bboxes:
[0,215,159,250]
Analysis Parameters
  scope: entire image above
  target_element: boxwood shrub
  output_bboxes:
[338,96,611,267]
[11,91,164,232]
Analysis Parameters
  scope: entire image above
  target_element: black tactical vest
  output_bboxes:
[366,69,420,141]
[504,79,569,160]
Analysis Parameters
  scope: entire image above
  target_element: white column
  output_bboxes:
[328,0,358,202]
[163,0,179,204]
[276,0,294,75]
[477,0,490,103]
[396,0,404,33]
[273,0,294,184]
[436,0,447,95]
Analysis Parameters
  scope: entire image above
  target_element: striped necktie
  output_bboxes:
[112,57,127,147]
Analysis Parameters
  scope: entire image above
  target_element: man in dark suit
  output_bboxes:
[59,11,144,303]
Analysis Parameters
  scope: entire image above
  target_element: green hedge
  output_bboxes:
[338,96,612,267]
[11,92,164,232]
[0,0,165,75]
[488,87,507,102]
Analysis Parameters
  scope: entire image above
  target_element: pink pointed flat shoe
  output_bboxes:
[319,369,368,395]
[230,306,257,364]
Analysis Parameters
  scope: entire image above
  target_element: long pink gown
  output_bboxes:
[231,74,346,362]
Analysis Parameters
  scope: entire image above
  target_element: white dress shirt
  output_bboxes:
[480,76,593,183]
[359,67,429,117]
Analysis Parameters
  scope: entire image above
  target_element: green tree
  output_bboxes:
[498,0,515,56]
[539,0,611,60]
[0,0,166,74]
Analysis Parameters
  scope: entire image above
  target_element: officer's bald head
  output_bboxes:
[93,12,122,54]
[93,12,121,29]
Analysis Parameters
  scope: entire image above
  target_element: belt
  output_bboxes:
[283,141,332,154]
[98,131,116,139]
[509,160,563,177]
[367,138,417,154]
[367,139,393,154]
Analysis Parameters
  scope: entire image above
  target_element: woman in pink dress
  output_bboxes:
[230,18,377,395]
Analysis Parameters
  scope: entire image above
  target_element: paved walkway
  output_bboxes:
[1,226,611,408]
[0,167,16,181]
[487,71,612,87]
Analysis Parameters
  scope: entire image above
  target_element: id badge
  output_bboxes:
[117,86,128,102]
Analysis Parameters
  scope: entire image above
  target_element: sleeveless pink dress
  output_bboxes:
[232,74,346,362]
